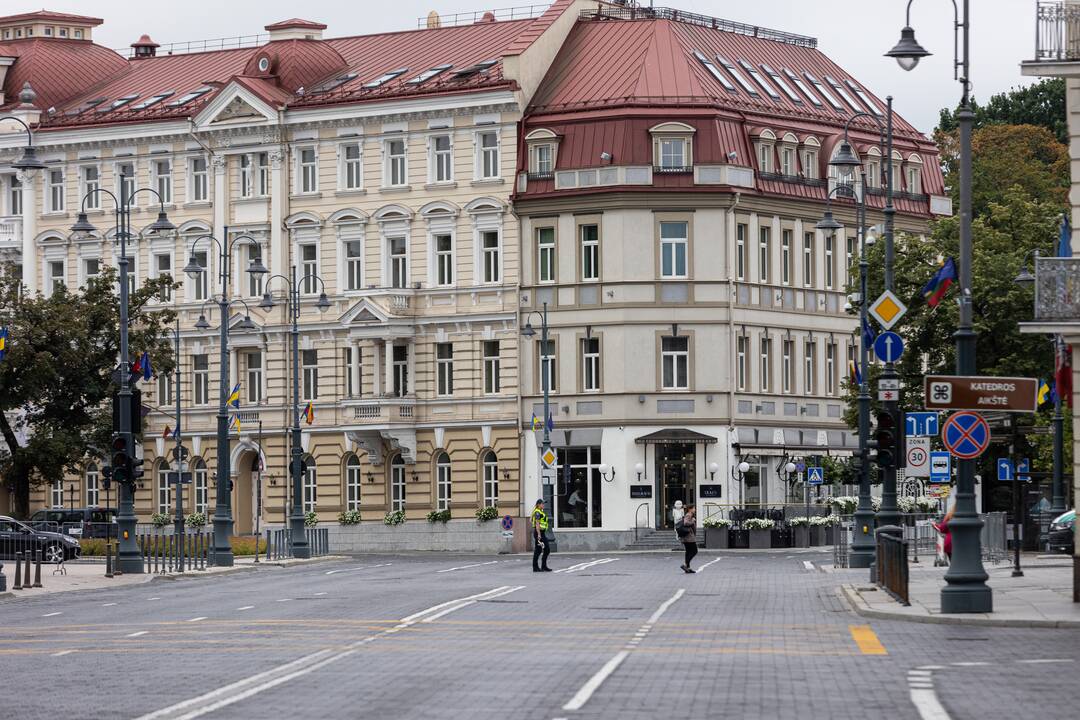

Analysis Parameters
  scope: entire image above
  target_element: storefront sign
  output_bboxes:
[699,485,722,498]
[629,485,652,499]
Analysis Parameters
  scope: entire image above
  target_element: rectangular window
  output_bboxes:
[246,351,263,404]
[346,461,362,511]
[386,138,407,187]
[736,223,746,280]
[757,144,771,173]
[81,166,100,209]
[302,349,319,401]
[537,227,555,283]
[736,335,747,391]
[658,137,686,169]
[659,221,688,279]
[478,131,499,179]
[824,235,834,289]
[907,166,921,194]
[481,230,500,283]
[780,230,792,285]
[190,157,208,201]
[342,143,362,190]
[781,147,794,175]
[392,345,408,397]
[804,341,816,394]
[391,463,406,512]
[193,355,209,405]
[661,336,689,390]
[760,337,771,392]
[432,135,452,183]
[299,147,318,193]
[9,175,22,215]
[533,143,553,174]
[866,160,881,188]
[580,224,599,281]
[802,232,814,288]
[434,234,452,286]
[50,480,64,508]
[483,458,499,507]
[153,158,172,204]
[256,153,269,196]
[436,343,454,397]
[826,343,837,396]
[346,240,364,291]
[154,253,171,301]
[246,244,264,297]
[300,244,318,294]
[436,459,451,511]
[303,465,317,514]
[344,347,356,397]
[758,226,770,283]
[389,236,407,288]
[539,339,557,394]
[158,468,171,514]
[582,337,600,392]
[782,340,793,394]
[157,372,172,406]
[554,446,604,529]
[86,468,99,507]
[240,154,253,198]
[116,161,135,203]
[191,250,208,301]
[483,340,500,395]
[83,258,101,286]
[48,169,64,212]
[802,149,817,179]
[48,260,65,295]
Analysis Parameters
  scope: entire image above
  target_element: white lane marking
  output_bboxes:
[51,650,75,657]
[908,670,933,677]
[134,586,525,720]
[553,558,617,574]
[236,606,254,611]
[103,602,118,607]
[803,560,816,571]
[918,665,946,670]
[437,560,499,573]
[127,631,148,638]
[1017,658,1075,664]
[696,558,721,573]
[910,688,951,720]
[147,597,161,601]
[276,598,291,603]
[42,612,62,617]
[563,589,685,712]
[187,617,207,623]
[951,661,990,667]
[313,592,327,596]
[419,586,524,623]
[325,563,392,575]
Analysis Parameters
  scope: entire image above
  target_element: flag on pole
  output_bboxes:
[1058,213,1072,258]
[920,257,958,307]
[545,412,554,432]
[227,382,241,409]
[230,414,241,433]
[162,425,179,439]
[0,326,7,362]
[1037,380,1051,406]
[848,360,862,386]
[531,414,542,431]
[861,318,876,348]
[1049,380,1058,405]
[303,402,314,425]
[140,351,153,381]
[132,353,142,376]
[1056,344,1073,408]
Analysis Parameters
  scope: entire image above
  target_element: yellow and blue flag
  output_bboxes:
[227,382,241,409]
[848,360,862,386]
[1038,379,1052,406]
[531,414,542,430]
[0,326,7,362]
[230,414,241,433]
[303,402,314,425]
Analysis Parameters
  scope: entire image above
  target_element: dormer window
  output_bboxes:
[650,122,695,173]
[800,137,820,180]
[905,153,924,195]
[752,128,776,174]
[525,128,559,178]
[864,147,881,188]
[779,132,798,177]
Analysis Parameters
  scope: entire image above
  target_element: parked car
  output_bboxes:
[0,516,81,562]
[28,507,116,538]
[1047,509,1075,554]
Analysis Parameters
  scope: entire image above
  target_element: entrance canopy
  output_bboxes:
[635,428,718,445]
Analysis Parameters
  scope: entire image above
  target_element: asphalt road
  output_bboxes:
[2,550,1078,720]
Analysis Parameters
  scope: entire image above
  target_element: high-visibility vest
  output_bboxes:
[532,507,548,531]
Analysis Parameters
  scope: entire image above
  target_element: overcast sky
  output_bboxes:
[12,0,1037,134]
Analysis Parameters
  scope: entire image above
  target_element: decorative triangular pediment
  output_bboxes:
[340,298,390,325]
[192,81,277,129]
[214,95,265,123]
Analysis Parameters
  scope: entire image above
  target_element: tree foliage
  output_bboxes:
[937,78,1066,144]
[0,266,177,517]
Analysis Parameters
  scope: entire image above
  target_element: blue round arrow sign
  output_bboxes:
[873,331,904,363]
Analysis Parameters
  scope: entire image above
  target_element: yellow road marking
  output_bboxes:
[849,624,887,655]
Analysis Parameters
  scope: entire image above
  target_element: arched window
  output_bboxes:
[303,455,317,513]
[345,454,362,512]
[482,451,498,508]
[192,459,208,515]
[390,454,406,512]
[85,464,100,507]
[435,452,452,511]
[157,461,171,514]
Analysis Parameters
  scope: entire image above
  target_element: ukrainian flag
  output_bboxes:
[531,414,542,430]
[0,326,7,362]
[227,382,241,409]
[1038,379,1052,406]
[230,414,241,433]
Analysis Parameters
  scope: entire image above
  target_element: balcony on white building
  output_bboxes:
[0,215,22,256]
[1022,1,1080,76]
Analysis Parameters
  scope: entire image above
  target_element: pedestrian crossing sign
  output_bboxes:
[541,449,557,468]
[807,467,824,486]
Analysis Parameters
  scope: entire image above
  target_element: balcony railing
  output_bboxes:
[1034,256,1080,320]
[0,215,22,250]
[1035,1,1080,61]
[351,400,416,422]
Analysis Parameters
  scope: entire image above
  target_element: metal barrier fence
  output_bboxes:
[833,512,1009,569]
[265,527,330,560]
[981,511,1008,565]
[138,533,211,573]
[875,527,910,605]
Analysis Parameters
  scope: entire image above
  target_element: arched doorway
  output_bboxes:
[233,450,260,535]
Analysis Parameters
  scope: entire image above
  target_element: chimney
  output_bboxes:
[131,34,159,58]
[264,19,327,41]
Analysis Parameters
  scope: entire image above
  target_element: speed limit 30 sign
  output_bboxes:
[905,436,930,477]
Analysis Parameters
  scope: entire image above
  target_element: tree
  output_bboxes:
[937,78,1066,143]
[0,266,177,518]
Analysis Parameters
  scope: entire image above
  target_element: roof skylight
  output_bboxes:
[716,56,757,96]
[783,69,821,107]
[166,87,213,107]
[804,72,844,113]
[406,64,452,85]
[845,79,883,116]
[363,68,409,88]
[824,75,860,113]
[65,97,107,116]
[761,64,800,103]
[693,51,736,92]
[97,94,140,113]
[738,60,780,100]
[310,72,358,94]
[130,91,174,110]
[452,59,498,78]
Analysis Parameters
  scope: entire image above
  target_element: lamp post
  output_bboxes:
[71,172,175,575]
[522,303,552,491]
[256,266,330,559]
[171,318,185,545]
[731,460,750,512]
[184,229,265,567]
[889,0,991,613]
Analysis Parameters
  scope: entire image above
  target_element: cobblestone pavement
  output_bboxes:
[1,550,1078,719]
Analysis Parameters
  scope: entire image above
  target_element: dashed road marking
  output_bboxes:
[325,563,392,575]
[1017,658,1074,664]
[103,602,118,607]
[907,667,951,720]
[236,606,254,611]
[849,625,887,655]
[420,586,524,623]
[313,593,327,596]
[187,617,207,623]
[802,560,815,571]
[276,599,291,603]
[127,631,148,638]
[51,650,75,657]
[553,558,617,574]
[437,560,499,573]
[42,612,62,617]
[696,558,721,573]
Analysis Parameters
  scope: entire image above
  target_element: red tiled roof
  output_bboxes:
[265,18,327,31]
[0,10,103,26]
[1,38,126,113]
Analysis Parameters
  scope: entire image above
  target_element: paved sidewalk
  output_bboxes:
[840,553,1080,627]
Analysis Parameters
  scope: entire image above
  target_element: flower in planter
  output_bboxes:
[304,511,319,527]
[828,496,858,514]
[475,505,499,522]
[744,518,775,530]
[702,517,732,529]
[897,497,916,513]
[383,509,406,526]
[787,516,809,527]
[915,496,939,513]
[337,510,361,525]
[184,512,207,529]
[150,512,171,529]
[808,515,832,526]
[426,509,451,523]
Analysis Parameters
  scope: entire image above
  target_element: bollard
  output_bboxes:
[105,544,113,578]
[114,539,123,576]
[0,562,5,593]
[33,550,43,588]
[13,552,23,590]
[24,551,33,589]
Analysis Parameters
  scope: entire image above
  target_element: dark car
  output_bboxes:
[1048,510,1075,554]
[28,507,116,538]
[0,516,81,563]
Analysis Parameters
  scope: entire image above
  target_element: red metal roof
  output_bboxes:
[502,0,574,56]
[0,10,103,26]
[265,18,328,31]
[1,39,127,114]
[243,39,347,93]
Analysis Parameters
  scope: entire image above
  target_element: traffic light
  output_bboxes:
[874,411,897,468]
[111,434,130,484]
[102,465,112,491]
[130,455,145,483]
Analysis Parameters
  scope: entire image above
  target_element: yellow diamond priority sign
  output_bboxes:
[868,290,907,330]
[541,448,557,468]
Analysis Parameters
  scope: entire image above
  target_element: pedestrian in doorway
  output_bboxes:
[671,500,684,540]
[532,499,552,572]
[933,505,954,564]
[678,504,698,573]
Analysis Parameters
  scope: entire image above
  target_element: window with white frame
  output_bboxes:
[345,455,362,511]
[906,162,922,194]
[760,337,772,392]
[344,346,358,397]
[345,239,363,291]
[300,244,318,294]
[302,349,319,401]
[477,131,499,179]
[341,143,362,190]
[431,134,452,183]
[890,153,902,191]
[81,166,100,209]
[865,157,881,188]
[481,230,500,283]
[536,227,555,283]
[245,244,264,297]
[532,142,553,175]
[193,459,208,515]
[539,339,557,393]
[758,227,770,283]
[656,137,687,170]
[385,138,407,187]
[780,146,795,176]
[83,257,101,287]
[781,230,791,285]
[434,234,452,286]
[157,371,172,406]
[582,336,600,392]
[804,340,816,394]
[482,451,499,507]
[193,354,209,405]
[47,260,65,295]
[389,236,407,288]
[802,232,814,288]
[390,454,406,511]
[435,453,451,511]
[757,143,772,173]
[580,224,599,281]
[157,465,171,514]
[47,168,64,212]
[782,339,793,393]
[124,251,138,297]
[659,221,688,279]
[824,235,835,289]
[436,343,453,397]
[50,479,64,508]
[736,223,746,280]
[245,351,263,404]
[190,157,208,202]
[191,250,208,300]
[736,335,747,391]
[826,342,837,395]
[662,336,689,390]
[116,161,135,203]
[86,465,100,507]
[801,147,818,179]
[483,340,500,394]
[9,175,22,215]
[392,345,408,397]
[152,158,172,204]
[846,236,856,287]
[298,147,318,194]
[240,155,254,198]
[303,456,317,513]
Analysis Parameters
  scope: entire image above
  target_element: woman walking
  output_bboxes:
[933,505,954,564]
[671,500,684,540]
[678,504,698,573]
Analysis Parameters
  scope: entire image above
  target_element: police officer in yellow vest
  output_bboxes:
[532,499,552,572]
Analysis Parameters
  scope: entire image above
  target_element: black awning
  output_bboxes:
[635,428,718,445]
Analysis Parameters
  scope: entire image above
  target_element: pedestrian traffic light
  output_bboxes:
[102,465,112,491]
[111,434,130,484]
[874,411,897,468]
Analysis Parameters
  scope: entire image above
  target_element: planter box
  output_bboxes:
[749,529,772,549]
[810,526,825,546]
[792,526,810,547]
[704,527,729,549]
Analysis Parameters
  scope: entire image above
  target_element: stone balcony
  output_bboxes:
[0,215,22,257]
